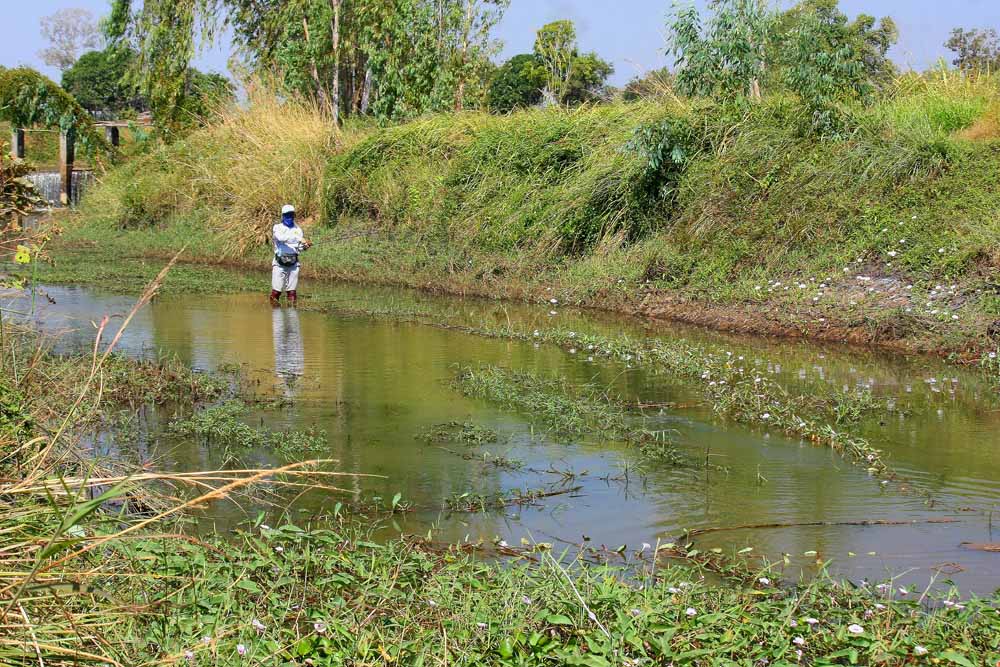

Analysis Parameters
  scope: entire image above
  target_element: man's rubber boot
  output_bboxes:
[269,290,281,306]
[287,290,298,306]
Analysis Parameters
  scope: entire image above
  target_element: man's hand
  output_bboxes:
[302,239,313,250]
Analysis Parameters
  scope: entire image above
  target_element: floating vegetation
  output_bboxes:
[444,485,582,513]
[418,421,499,446]
[168,400,327,457]
[456,328,893,478]
[455,365,683,465]
[432,444,525,471]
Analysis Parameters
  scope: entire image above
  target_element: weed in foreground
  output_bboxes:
[17,518,997,666]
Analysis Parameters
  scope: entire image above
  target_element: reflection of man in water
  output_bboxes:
[272,306,305,396]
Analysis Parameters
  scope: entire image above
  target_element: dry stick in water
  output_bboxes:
[684,518,960,537]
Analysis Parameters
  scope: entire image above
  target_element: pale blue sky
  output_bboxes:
[3,1,1000,86]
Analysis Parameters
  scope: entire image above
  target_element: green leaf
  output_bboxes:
[39,482,129,560]
[236,579,261,593]
[825,648,859,664]
[546,614,574,626]
[295,637,315,656]
[939,650,976,667]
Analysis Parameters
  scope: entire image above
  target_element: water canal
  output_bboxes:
[14,279,1000,595]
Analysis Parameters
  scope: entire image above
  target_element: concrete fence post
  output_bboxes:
[59,128,76,206]
[11,128,25,159]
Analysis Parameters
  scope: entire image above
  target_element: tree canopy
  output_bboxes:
[668,0,897,134]
[534,20,578,104]
[669,0,772,101]
[488,53,543,113]
[108,0,509,126]
[0,66,109,156]
[564,52,614,105]
[945,28,1000,73]
[61,48,147,116]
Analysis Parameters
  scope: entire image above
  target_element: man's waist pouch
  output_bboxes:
[275,253,299,267]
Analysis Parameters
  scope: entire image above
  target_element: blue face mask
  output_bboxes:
[282,212,295,228]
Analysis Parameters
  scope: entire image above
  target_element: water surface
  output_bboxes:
[11,280,1000,595]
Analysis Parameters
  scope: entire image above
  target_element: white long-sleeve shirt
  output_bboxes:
[273,223,307,257]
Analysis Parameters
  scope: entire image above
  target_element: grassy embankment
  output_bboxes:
[39,72,1000,355]
[3,313,999,665]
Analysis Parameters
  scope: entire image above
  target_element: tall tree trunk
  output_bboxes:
[454,0,475,111]
[347,58,356,113]
[329,0,342,126]
[360,68,372,114]
[301,14,329,111]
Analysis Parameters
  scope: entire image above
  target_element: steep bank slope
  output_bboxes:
[51,77,1000,354]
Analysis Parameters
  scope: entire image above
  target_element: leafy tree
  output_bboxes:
[669,0,772,101]
[61,48,147,115]
[526,21,613,107]
[775,0,896,88]
[564,52,614,105]
[176,70,236,123]
[533,20,578,104]
[0,67,109,156]
[945,28,1000,72]
[441,0,510,111]
[38,8,102,71]
[488,54,544,112]
[105,0,225,134]
[112,0,508,127]
[666,0,896,133]
[778,0,897,134]
[622,67,675,101]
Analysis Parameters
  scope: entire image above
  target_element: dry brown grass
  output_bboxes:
[76,82,344,254]
[188,84,339,252]
[956,103,1000,141]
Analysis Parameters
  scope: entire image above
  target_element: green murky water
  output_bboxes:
[17,279,1000,595]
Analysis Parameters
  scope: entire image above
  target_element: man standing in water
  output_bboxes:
[270,204,312,306]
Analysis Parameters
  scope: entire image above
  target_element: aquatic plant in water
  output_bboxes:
[458,326,894,479]
[418,421,499,446]
[455,365,683,465]
[168,400,327,456]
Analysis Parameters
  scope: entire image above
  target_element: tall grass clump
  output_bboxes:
[324,101,686,254]
[638,77,1000,296]
[78,85,338,253]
